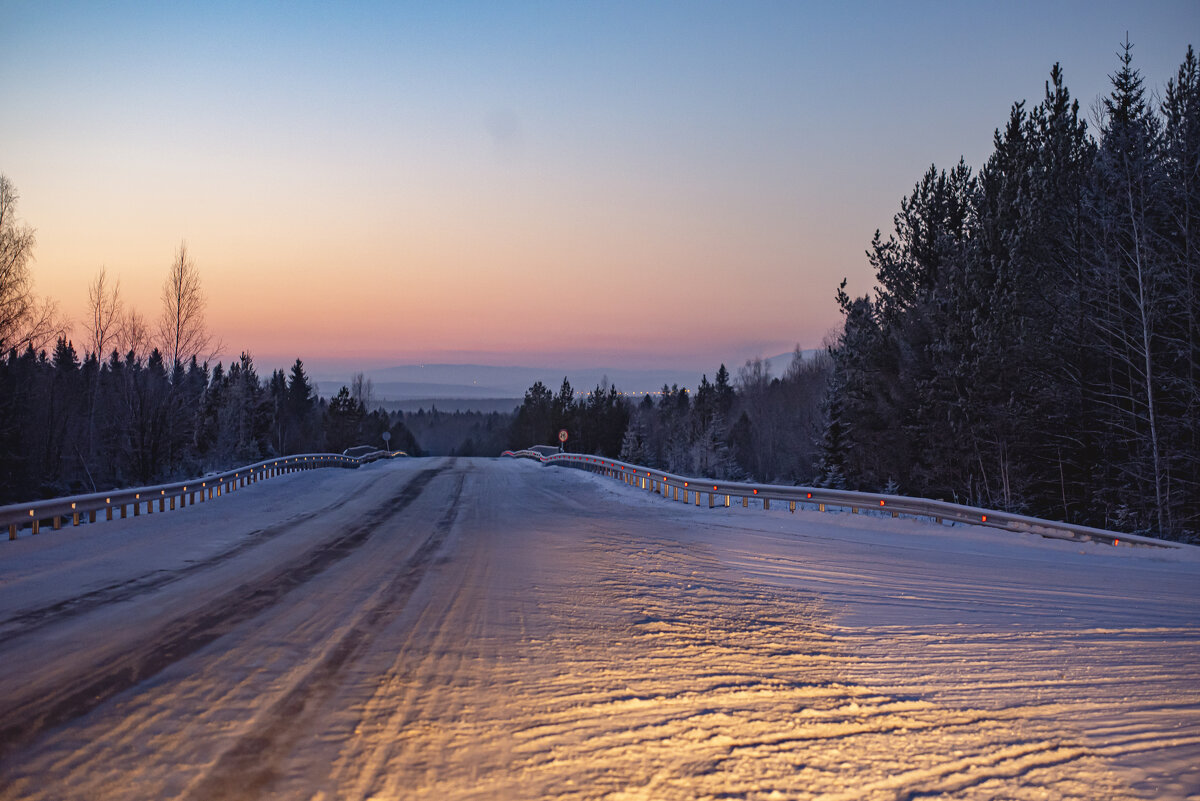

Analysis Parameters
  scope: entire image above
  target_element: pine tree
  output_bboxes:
[1084,38,1171,532]
[285,358,317,453]
[510,380,555,448]
[618,417,648,464]
[325,386,364,454]
[1160,45,1200,533]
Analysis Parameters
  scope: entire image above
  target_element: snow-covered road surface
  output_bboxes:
[0,457,1196,800]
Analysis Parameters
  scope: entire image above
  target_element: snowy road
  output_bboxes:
[0,457,1197,800]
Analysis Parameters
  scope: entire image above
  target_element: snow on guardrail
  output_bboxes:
[502,449,1180,550]
[0,450,404,541]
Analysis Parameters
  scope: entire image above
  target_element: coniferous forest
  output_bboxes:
[818,44,1200,539]
[2,43,1197,541]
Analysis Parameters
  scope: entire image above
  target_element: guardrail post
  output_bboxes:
[88,510,96,523]
[169,496,176,511]
[708,492,715,508]
[789,501,796,513]
[763,498,770,511]
[742,497,748,508]
[819,503,825,512]
[8,523,15,540]
[32,518,39,535]
[53,515,61,530]
[107,506,113,521]
[725,494,730,507]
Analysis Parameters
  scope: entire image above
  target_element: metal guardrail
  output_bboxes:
[503,449,1181,550]
[1,450,401,541]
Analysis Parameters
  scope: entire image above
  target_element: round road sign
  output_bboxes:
[558,429,569,443]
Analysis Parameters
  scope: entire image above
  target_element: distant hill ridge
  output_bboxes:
[311,351,820,402]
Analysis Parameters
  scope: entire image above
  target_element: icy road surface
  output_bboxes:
[0,458,1197,800]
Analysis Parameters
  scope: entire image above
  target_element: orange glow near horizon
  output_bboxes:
[27,181,849,370]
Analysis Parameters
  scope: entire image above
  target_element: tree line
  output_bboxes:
[506,351,831,486]
[0,340,422,504]
[0,213,419,503]
[819,43,1200,540]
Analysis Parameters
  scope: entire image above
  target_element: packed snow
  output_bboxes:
[0,457,1196,800]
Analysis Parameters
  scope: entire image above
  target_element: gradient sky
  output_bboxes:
[2,1,1197,373]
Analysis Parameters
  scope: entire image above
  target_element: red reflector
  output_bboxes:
[753,489,758,495]
[879,500,885,506]
[713,486,718,491]
[1114,539,1119,546]
[807,492,812,499]
[982,515,988,522]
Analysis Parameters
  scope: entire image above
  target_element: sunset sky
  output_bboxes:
[2,1,1197,373]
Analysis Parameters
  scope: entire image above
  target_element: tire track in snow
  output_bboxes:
[326,472,500,801]
[0,464,451,758]
[178,468,467,801]
[0,470,399,644]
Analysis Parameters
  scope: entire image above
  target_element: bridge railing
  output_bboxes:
[502,449,1180,550]
[1,451,399,541]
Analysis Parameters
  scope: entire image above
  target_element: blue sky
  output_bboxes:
[2,1,1196,371]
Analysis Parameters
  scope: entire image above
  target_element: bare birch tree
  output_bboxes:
[118,308,151,363]
[350,372,375,412]
[158,241,214,372]
[87,266,122,361]
[0,174,60,351]
[84,266,122,463]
